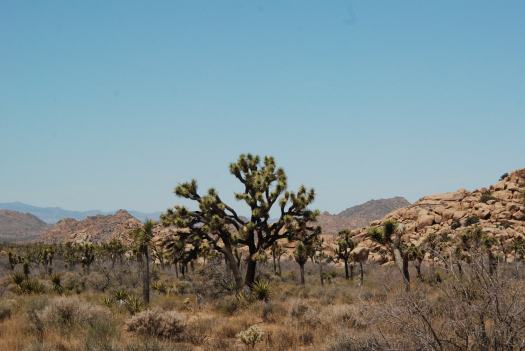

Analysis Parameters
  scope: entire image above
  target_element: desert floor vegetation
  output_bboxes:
[2,247,525,351]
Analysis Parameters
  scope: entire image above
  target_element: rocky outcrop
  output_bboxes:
[316,197,410,234]
[0,210,49,243]
[354,169,525,263]
[42,210,142,244]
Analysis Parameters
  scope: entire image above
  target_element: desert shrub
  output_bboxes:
[480,191,495,203]
[290,300,311,319]
[184,317,213,344]
[500,172,509,180]
[0,302,12,322]
[126,309,186,339]
[465,215,480,226]
[175,280,194,294]
[299,330,314,345]
[61,271,83,292]
[260,301,285,323]
[325,335,381,351]
[251,280,271,301]
[236,325,264,348]
[19,278,46,294]
[40,296,111,333]
[84,310,117,351]
[290,300,320,327]
[451,218,461,230]
[85,271,109,292]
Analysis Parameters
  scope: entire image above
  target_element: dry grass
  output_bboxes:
[2,253,525,350]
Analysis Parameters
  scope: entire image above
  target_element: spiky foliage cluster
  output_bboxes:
[251,280,271,301]
[334,229,355,262]
[236,325,264,348]
[162,154,319,288]
[368,220,397,245]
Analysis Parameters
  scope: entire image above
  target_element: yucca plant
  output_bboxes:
[113,289,129,303]
[125,294,144,315]
[251,280,271,302]
[50,273,63,294]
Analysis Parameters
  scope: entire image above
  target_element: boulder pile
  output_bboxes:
[355,169,525,263]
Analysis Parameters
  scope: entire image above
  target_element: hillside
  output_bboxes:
[354,169,525,263]
[41,210,142,244]
[0,210,49,243]
[0,202,161,223]
[316,197,410,234]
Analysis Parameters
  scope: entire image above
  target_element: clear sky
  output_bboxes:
[1,1,524,215]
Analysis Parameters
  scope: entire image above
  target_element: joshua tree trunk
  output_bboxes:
[272,253,277,275]
[142,246,150,304]
[350,263,354,280]
[224,249,243,290]
[488,252,497,275]
[344,259,349,280]
[299,263,305,285]
[359,261,364,286]
[277,257,282,276]
[414,258,423,281]
[392,246,410,291]
[319,261,324,286]
[245,259,257,288]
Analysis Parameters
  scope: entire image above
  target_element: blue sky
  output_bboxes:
[1,1,524,214]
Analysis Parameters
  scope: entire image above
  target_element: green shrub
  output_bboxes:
[451,219,461,230]
[236,325,264,348]
[465,216,480,226]
[480,192,495,203]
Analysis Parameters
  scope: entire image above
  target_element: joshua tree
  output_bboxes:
[80,244,96,274]
[407,244,425,281]
[351,247,369,286]
[271,242,285,276]
[313,237,331,286]
[162,154,319,289]
[334,229,355,280]
[369,220,410,291]
[8,251,17,270]
[294,242,309,285]
[103,239,126,268]
[293,225,320,285]
[162,228,201,278]
[132,220,154,304]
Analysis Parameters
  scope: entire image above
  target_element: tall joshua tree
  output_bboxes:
[369,220,410,291]
[132,220,154,304]
[161,154,319,289]
[335,229,355,280]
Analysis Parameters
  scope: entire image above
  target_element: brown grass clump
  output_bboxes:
[126,308,186,339]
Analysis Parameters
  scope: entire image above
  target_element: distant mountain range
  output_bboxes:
[0,197,411,243]
[0,210,49,243]
[0,202,162,224]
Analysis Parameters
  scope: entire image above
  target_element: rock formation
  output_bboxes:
[355,169,525,263]
[316,197,410,234]
[42,210,142,244]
